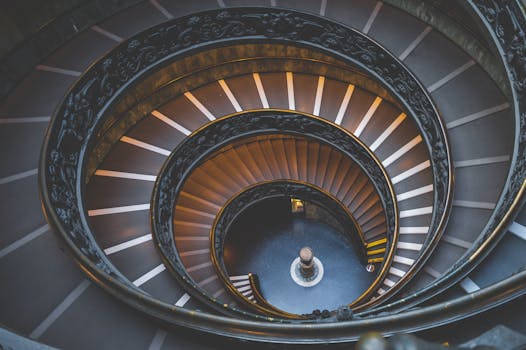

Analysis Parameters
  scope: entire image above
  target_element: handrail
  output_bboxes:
[357,0,526,316]
[210,179,369,316]
[151,111,398,319]
[382,0,510,98]
[248,273,308,319]
[39,7,464,340]
[212,179,366,265]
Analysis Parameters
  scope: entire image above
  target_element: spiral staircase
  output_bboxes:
[1,0,526,349]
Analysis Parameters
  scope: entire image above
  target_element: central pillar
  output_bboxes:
[299,247,315,278]
[290,246,324,287]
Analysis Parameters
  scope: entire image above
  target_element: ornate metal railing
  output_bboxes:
[39,6,518,341]
[151,111,397,318]
[359,0,526,316]
[210,180,367,316]
[247,273,300,318]
[213,180,365,269]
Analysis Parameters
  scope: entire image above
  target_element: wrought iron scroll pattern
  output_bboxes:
[358,0,526,316]
[40,7,454,332]
[43,8,451,261]
[470,0,526,237]
[213,181,365,272]
[152,112,396,312]
[210,180,365,317]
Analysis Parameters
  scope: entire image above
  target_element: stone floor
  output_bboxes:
[224,214,377,314]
